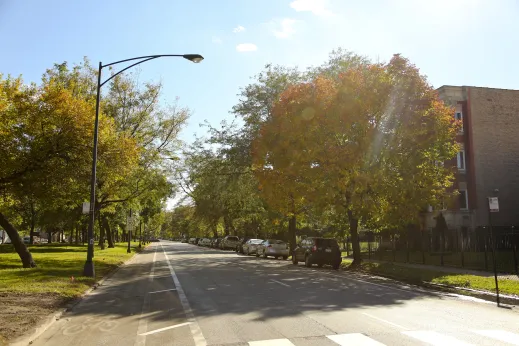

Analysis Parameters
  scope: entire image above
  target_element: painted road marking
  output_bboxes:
[361,312,410,330]
[403,331,474,346]
[149,288,177,294]
[270,279,291,287]
[248,338,296,346]
[138,322,192,336]
[473,330,519,345]
[134,244,158,346]
[162,244,207,346]
[327,333,386,346]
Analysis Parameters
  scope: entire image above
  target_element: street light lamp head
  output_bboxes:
[183,54,204,63]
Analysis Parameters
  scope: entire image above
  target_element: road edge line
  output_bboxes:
[161,243,207,346]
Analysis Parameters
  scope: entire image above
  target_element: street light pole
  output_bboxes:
[127,209,132,254]
[82,54,204,277]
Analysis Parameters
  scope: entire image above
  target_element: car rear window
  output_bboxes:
[268,239,285,244]
[251,239,264,244]
[315,238,339,248]
[227,236,238,241]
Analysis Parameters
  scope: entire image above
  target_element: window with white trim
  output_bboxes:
[455,112,464,133]
[457,150,466,171]
[458,189,468,210]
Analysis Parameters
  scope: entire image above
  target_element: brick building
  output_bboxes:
[424,85,519,231]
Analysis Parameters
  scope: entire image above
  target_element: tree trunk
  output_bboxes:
[47,228,53,244]
[288,214,297,255]
[347,210,362,266]
[103,216,115,248]
[69,228,73,244]
[223,215,231,236]
[98,214,105,250]
[0,212,36,268]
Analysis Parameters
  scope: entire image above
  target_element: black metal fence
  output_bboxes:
[344,227,519,275]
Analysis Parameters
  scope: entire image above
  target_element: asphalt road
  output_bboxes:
[31,241,519,346]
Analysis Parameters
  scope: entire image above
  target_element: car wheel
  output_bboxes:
[246,248,250,256]
[256,252,260,257]
[317,263,323,268]
[332,262,340,270]
[263,250,267,259]
[283,256,288,260]
[292,256,298,265]
[305,255,312,268]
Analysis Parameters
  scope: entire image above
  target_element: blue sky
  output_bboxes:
[1,0,519,144]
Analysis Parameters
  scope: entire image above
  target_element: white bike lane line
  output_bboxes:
[161,243,207,346]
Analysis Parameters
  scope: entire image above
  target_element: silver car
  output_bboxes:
[242,239,264,255]
[256,239,289,259]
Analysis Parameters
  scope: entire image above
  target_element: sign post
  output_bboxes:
[488,196,500,306]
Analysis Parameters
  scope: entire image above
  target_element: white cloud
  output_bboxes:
[233,25,246,33]
[290,0,332,16]
[269,18,298,39]
[212,36,223,44]
[236,43,258,52]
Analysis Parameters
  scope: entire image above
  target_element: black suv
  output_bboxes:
[292,237,342,269]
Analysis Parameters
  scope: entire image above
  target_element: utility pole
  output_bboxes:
[127,209,132,254]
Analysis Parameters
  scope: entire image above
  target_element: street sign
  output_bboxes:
[488,197,499,212]
[82,202,90,214]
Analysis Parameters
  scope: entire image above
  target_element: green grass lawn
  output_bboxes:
[0,242,144,298]
[341,260,519,296]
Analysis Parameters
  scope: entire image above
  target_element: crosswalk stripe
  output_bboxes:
[473,330,519,345]
[248,339,296,346]
[327,333,386,345]
[402,331,474,346]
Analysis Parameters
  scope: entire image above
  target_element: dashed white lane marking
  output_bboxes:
[162,244,207,346]
[327,333,386,346]
[361,312,410,330]
[138,322,192,336]
[149,288,177,294]
[134,244,157,346]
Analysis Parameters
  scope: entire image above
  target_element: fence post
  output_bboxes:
[461,231,465,268]
[513,243,518,276]
[484,235,489,271]
[440,232,444,266]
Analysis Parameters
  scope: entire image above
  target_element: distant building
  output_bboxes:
[424,85,519,230]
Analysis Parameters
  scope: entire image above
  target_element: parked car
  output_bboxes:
[22,236,30,244]
[256,239,289,259]
[235,238,251,253]
[242,239,264,255]
[188,237,198,244]
[199,238,212,247]
[181,238,189,243]
[220,235,241,250]
[292,237,342,269]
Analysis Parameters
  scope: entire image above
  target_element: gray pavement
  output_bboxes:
[31,241,519,346]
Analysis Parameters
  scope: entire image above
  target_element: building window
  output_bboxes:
[455,112,464,133]
[459,189,468,210]
[457,150,466,171]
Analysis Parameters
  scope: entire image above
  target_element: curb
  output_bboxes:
[10,245,152,346]
[347,267,519,307]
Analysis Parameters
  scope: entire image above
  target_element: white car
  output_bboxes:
[242,239,264,255]
[199,238,212,247]
[256,239,289,259]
